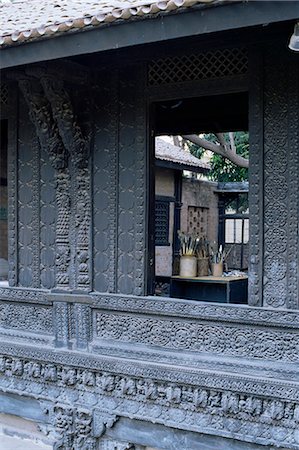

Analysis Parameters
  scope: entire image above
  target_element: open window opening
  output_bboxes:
[150,92,249,304]
[0,119,8,284]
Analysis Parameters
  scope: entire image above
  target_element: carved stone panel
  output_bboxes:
[40,146,56,289]
[94,310,299,363]
[17,96,40,288]
[118,65,147,296]
[0,302,53,334]
[263,46,299,309]
[93,72,118,293]
[248,48,263,307]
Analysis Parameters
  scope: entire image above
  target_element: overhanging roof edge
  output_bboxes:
[1,1,299,70]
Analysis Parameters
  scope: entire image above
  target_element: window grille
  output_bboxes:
[0,84,8,106]
[187,206,208,237]
[148,48,248,86]
[155,200,170,246]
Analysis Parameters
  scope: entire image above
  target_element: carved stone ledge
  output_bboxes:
[45,291,299,328]
[89,293,299,328]
[0,329,54,347]
[0,350,299,449]
[0,286,50,304]
[90,341,299,382]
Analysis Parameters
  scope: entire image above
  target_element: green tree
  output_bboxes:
[186,131,249,182]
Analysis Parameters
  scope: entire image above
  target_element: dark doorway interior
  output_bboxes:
[148,92,249,301]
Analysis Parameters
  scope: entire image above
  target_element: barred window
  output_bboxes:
[155,199,170,246]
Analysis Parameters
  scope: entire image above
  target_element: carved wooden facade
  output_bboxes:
[0,15,299,450]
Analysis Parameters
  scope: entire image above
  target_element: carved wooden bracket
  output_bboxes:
[10,73,68,170]
[39,74,90,169]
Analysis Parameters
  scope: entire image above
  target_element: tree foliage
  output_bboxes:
[187,131,249,182]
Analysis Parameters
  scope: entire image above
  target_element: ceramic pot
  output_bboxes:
[211,262,223,277]
[197,258,209,277]
[179,255,197,277]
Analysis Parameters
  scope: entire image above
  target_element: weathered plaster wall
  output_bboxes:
[181,178,218,244]
[155,167,174,277]
[155,167,174,197]
[155,174,219,277]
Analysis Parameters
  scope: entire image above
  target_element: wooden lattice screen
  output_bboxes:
[148,48,248,86]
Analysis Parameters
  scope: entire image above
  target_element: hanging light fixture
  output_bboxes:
[289,22,299,52]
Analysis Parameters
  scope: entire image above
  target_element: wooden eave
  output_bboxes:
[1,1,299,69]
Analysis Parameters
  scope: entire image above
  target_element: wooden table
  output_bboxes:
[170,275,248,304]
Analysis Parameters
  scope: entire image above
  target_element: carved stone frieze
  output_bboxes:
[99,438,135,450]
[94,311,299,362]
[0,352,299,448]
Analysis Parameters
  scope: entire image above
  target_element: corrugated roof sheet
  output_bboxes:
[155,138,210,170]
[0,0,219,47]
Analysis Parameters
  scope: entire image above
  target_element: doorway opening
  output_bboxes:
[149,92,249,304]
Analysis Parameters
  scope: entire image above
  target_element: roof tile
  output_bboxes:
[0,0,218,47]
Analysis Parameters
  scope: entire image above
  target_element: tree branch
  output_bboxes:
[182,134,249,168]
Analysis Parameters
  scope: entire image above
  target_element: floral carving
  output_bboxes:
[95,312,299,362]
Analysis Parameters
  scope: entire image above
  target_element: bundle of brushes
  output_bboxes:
[210,244,233,264]
[178,231,199,256]
[196,237,210,259]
